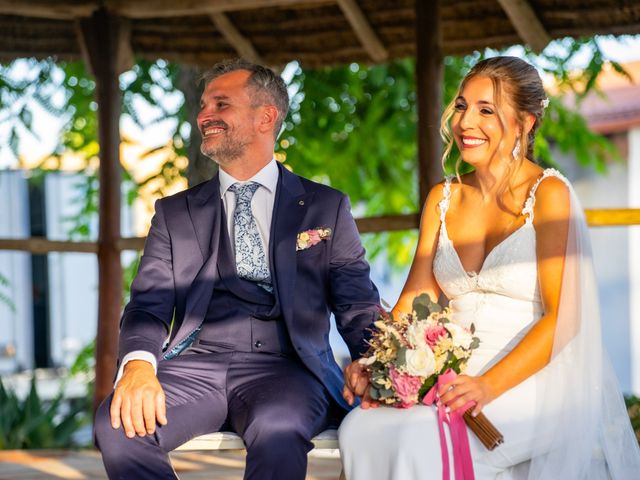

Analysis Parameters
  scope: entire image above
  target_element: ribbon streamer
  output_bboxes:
[422,369,475,480]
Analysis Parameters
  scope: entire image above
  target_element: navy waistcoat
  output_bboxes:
[189,206,294,356]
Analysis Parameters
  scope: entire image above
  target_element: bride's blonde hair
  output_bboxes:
[440,56,547,209]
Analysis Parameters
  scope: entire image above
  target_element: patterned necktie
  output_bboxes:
[229,182,272,291]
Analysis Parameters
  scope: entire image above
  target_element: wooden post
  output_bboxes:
[415,0,444,207]
[78,8,125,413]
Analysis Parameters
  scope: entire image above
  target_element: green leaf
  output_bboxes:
[412,293,441,319]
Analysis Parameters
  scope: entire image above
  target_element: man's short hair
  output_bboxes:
[202,59,289,139]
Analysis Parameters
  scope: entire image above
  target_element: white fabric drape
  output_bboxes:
[527,184,640,479]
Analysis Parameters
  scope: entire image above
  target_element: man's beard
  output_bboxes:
[200,123,253,166]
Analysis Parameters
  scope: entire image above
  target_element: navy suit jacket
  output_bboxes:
[119,162,380,411]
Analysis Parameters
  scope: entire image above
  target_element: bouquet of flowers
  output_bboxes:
[361,294,503,450]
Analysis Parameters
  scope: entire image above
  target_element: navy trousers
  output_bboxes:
[94,352,331,480]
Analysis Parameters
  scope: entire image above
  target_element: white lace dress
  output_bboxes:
[339,169,563,480]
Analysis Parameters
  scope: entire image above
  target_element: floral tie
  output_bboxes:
[229,182,272,292]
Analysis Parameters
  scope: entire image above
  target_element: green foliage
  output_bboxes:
[625,395,640,445]
[0,376,90,449]
[69,340,96,378]
[0,59,65,158]
[412,292,442,319]
[0,341,96,450]
[58,61,98,159]
[282,59,418,215]
[536,96,619,172]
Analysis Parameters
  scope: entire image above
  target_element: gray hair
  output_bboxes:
[202,59,289,139]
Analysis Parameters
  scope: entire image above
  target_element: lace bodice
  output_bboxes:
[433,168,565,303]
[432,169,567,366]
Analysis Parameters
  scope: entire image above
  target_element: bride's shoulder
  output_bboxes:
[426,180,448,203]
[536,169,571,199]
[531,171,571,222]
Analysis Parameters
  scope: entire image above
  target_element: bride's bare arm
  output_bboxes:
[392,183,445,317]
[440,176,570,415]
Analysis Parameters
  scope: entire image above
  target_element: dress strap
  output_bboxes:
[521,168,568,223]
[439,176,454,224]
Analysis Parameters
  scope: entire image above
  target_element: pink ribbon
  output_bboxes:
[422,369,475,480]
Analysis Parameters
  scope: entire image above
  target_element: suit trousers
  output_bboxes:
[94,351,331,480]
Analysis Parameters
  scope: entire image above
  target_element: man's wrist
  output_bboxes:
[114,351,158,387]
[123,359,155,374]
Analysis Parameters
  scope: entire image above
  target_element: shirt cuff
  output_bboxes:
[114,351,158,387]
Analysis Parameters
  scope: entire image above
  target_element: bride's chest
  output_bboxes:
[433,225,540,301]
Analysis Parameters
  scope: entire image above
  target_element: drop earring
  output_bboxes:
[512,138,521,159]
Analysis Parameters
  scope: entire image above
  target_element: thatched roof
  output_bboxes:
[2,0,640,69]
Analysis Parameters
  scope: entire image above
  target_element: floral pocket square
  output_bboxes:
[296,227,332,251]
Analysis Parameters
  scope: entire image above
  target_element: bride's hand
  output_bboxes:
[342,360,379,409]
[438,374,494,416]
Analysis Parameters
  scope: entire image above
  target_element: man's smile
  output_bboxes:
[201,120,228,137]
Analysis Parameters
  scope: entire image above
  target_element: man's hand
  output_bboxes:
[110,360,167,438]
[342,360,379,409]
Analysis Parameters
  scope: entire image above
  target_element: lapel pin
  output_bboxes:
[299,200,305,206]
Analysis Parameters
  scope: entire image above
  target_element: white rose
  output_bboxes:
[406,320,429,349]
[405,347,436,377]
[358,356,377,366]
[444,323,473,349]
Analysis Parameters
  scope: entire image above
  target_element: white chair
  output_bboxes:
[177,429,345,479]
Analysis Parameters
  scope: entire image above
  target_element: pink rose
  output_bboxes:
[424,324,447,347]
[389,366,423,408]
[307,230,321,245]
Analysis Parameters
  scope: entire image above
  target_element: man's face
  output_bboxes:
[197,70,259,166]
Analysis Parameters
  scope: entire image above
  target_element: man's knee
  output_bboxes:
[93,394,127,453]
[245,414,314,454]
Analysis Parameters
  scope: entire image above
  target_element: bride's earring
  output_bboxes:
[512,138,521,159]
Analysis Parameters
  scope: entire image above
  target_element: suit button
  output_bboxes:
[254,341,262,348]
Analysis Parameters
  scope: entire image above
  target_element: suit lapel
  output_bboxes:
[271,164,312,321]
[187,175,221,260]
[167,175,223,353]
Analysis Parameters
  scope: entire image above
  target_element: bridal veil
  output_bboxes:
[527,180,640,479]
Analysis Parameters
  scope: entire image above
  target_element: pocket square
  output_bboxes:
[296,227,332,251]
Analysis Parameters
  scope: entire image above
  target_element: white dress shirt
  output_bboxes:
[115,159,280,385]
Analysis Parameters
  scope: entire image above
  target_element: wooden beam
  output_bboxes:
[356,214,420,233]
[336,0,388,63]
[584,209,640,227]
[496,0,551,54]
[415,0,444,206]
[78,7,125,414]
[209,13,262,64]
[107,0,332,18]
[1,207,640,256]
[0,0,99,19]
[0,238,97,254]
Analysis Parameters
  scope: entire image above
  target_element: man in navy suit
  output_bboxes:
[94,59,380,479]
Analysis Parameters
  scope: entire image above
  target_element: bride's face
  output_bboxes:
[451,75,520,168]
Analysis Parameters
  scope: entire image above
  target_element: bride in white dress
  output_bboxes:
[339,56,640,479]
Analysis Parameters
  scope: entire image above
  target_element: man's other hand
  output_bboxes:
[110,360,167,438]
[342,360,379,409]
